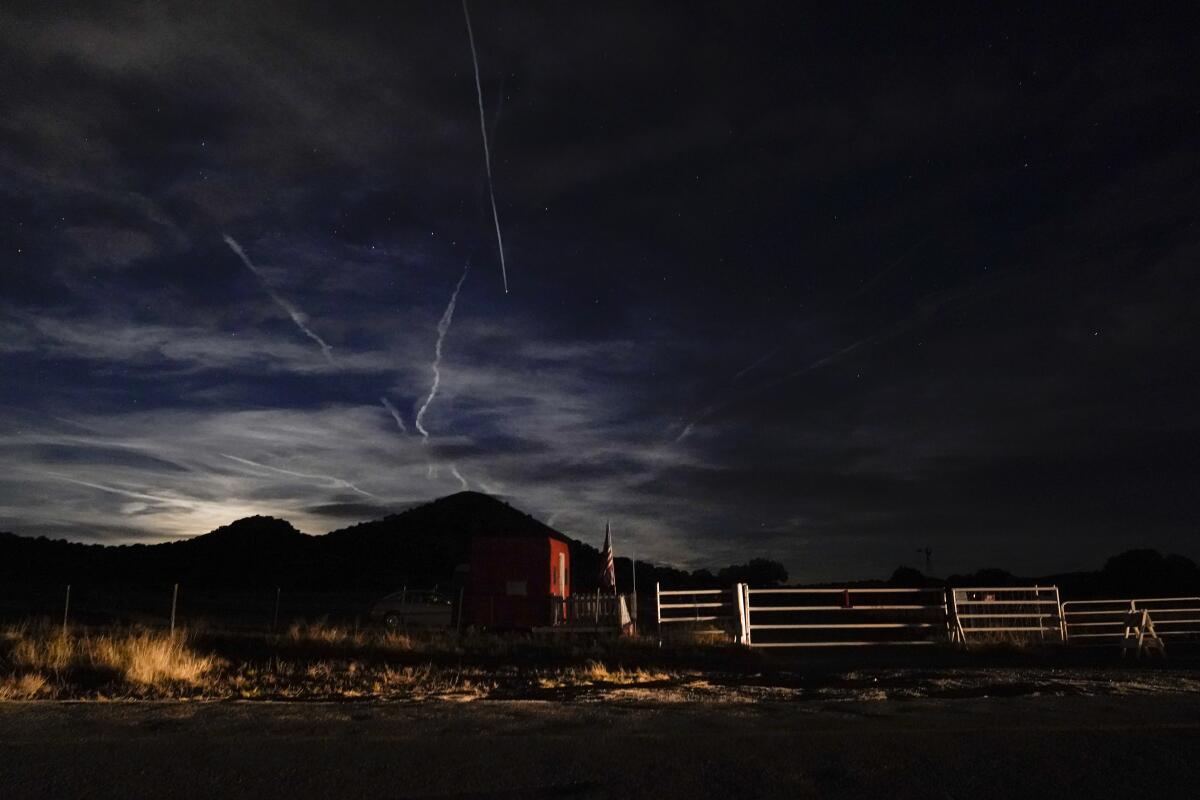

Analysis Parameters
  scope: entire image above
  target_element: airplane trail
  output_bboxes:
[415,262,470,441]
[379,397,408,433]
[462,0,509,293]
[852,235,932,299]
[674,336,876,443]
[223,235,334,364]
[733,346,782,381]
[41,472,191,508]
[220,453,376,498]
[674,283,987,443]
[677,238,947,442]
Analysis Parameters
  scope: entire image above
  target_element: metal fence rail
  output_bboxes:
[743,587,950,647]
[1063,597,1200,644]
[949,586,1064,642]
[654,584,742,642]
[1132,597,1200,639]
[1062,599,1133,643]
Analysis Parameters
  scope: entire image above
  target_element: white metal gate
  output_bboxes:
[742,586,950,647]
[654,583,742,643]
[1063,597,1200,644]
[1130,597,1200,640]
[949,586,1064,642]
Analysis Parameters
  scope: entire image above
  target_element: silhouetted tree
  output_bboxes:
[946,567,1019,588]
[888,566,932,587]
[717,558,789,587]
[1101,549,1200,597]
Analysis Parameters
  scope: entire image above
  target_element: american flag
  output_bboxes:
[599,522,616,593]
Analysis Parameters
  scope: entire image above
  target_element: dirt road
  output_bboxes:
[2,695,1199,799]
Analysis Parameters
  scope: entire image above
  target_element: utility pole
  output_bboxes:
[916,547,933,577]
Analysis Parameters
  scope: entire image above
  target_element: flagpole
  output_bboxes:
[631,545,638,635]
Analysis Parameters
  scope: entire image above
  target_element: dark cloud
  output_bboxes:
[305,502,403,519]
[22,444,189,473]
[1,3,1198,580]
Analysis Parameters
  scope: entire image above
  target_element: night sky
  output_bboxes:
[2,3,1198,581]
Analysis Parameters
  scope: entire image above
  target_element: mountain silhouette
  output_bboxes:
[0,492,612,621]
[9,489,1185,624]
[0,491,792,624]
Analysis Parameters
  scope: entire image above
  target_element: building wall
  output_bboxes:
[463,536,571,628]
[549,538,570,598]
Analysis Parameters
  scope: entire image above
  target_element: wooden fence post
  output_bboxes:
[169,583,179,636]
[62,584,71,637]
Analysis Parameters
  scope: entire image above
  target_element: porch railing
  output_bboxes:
[551,592,633,626]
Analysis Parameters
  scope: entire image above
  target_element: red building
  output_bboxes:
[462,533,570,629]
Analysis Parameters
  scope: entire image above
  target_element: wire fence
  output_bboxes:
[0,582,385,634]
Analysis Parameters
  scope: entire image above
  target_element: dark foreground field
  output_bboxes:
[2,695,1200,799]
[5,627,1200,798]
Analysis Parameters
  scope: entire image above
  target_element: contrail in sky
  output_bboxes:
[449,464,469,491]
[379,397,408,433]
[674,336,874,443]
[852,235,932,299]
[415,262,470,441]
[674,283,989,443]
[223,234,335,364]
[220,453,376,498]
[462,0,509,293]
[733,346,781,381]
[677,238,942,441]
[41,472,191,508]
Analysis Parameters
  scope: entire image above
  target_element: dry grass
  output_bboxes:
[0,622,719,701]
[958,630,1059,652]
[9,631,74,673]
[88,632,217,685]
[285,622,417,652]
[1,625,217,696]
[277,622,674,664]
[536,660,674,689]
[0,673,49,700]
[216,652,491,701]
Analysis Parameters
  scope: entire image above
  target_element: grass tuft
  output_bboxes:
[2,626,216,693]
[537,660,673,689]
[0,621,726,701]
[0,673,49,700]
[88,632,216,685]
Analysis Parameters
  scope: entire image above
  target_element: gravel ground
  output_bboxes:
[2,692,1200,799]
